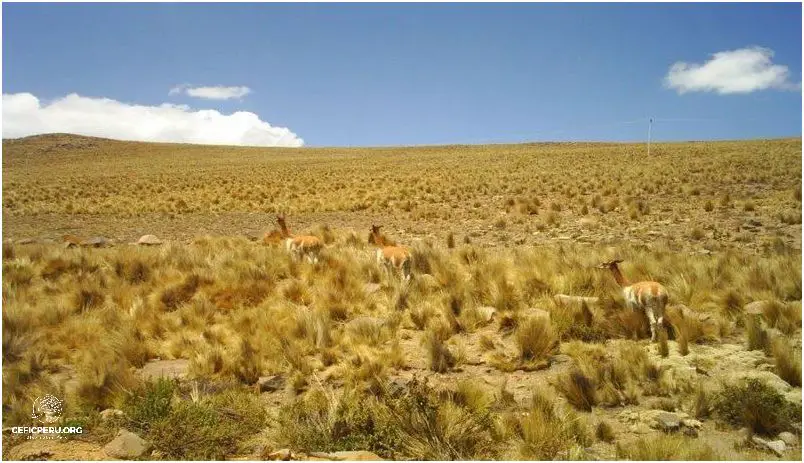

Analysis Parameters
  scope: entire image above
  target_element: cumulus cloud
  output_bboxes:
[664,46,800,94]
[2,92,304,147]
[169,84,252,100]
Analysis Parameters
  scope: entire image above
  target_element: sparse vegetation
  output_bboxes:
[2,135,801,460]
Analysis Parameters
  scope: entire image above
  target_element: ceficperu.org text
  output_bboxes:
[11,427,83,434]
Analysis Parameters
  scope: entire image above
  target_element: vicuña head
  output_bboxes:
[597,258,668,342]
[368,224,411,282]
[261,214,289,245]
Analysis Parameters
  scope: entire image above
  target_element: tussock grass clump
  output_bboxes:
[719,289,745,320]
[2,242,15,260]
[276,379,501,460]
[515,314,558,362]
[558,340,674,408]
[761,300,801,335]
[616,434,719,460]
[511,388,591,459]
[555,369,597,412]
[385,378,501,460]
[276,387,400,457]
[657,326,669,357]
[771,337,802,387]
[72,330,141,410]
[551,302,609,343]
[692,385,713,419]
[595,420,616,443]
[746,315,770,353]
[714,377,801,436]
[158,274,206,311]
[424,331,456,373]
[113,257,152,284]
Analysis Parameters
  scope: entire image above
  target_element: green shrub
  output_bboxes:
[123,378,175,433]
[149,388,266,460]
[714,378,801,436]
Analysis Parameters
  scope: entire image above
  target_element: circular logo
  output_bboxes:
[32,395,63,424]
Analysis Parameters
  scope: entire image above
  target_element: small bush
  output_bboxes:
[123,378,176,433]
[714,377,801,436]
[142,387,266,460]
[555,369,597,412]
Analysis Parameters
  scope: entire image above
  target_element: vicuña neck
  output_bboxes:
[372,233,389,247]
[610,265,629,287]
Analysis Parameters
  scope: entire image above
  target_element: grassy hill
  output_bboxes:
[2,134,802,460]
[3,134,801,252]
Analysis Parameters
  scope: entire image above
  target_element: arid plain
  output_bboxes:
[2,134,801,460]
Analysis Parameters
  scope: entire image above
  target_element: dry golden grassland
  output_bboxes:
[1,134,802,460]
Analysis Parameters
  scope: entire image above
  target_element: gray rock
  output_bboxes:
[139,359,189,381]
[629,423,653,434]
[681,418,702,429]
[99,408,124,421]
[81,236,112,248]
[549,354,573,365]
[265,448,293,460]
[363,283,382,296]
[386,378,410,397]
[135,234,163,245]
[765,440,786,456]
[653,412,681,432]
[777,431,798,447]
[328,450,385,461]
[751,435,768,448]
[257,375,285,393]
[744,300,769,315]
[103,429,151,459]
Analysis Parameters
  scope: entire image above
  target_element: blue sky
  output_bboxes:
[2,2,802,147]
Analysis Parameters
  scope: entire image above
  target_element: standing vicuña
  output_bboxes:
[597,259,668,342]
[368,225,412,282]
[277,215,323,264]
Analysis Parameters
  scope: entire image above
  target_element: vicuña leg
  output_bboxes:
[645,307,658,342]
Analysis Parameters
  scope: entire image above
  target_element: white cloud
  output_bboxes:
[664,46,800,94]
[169,84,252,100]
[2,92,304,147]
